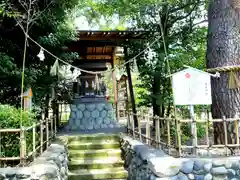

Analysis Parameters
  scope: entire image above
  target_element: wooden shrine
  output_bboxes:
[64,30,150,127]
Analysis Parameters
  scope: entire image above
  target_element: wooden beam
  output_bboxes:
[84,55,112,59]
[124,46,138,127]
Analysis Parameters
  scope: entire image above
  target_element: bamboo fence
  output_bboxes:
[0,116,57,166]
[126,110,240,157]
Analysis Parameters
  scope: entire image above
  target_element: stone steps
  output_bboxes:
[69,157,124,170]
[68,167,128,180]
[69,149,122,159]
[68,140,120,150]
[68,133,127,180]
[67,134,120,142]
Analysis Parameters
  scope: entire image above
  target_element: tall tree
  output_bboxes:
[207,0,240,144]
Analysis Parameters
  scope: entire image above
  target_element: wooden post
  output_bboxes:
[46,119,49,147]
[176,119,181,156]
[167,120,171,155]
[51,117,53,139]
[112,66,118,119]
[116,80,119,121]
[223,116,228,155]
[20,127,26,166]
[54,115,57,138]
[235,114,239,149]
[127,110,131,134]
[206,111,211,156]
[32,122,36,160]
[190,105,197,155]
[40,120,43,154]
[155,116,160,148]
[124,46,138,127]
[138,109,142,142]
[130,113,135,138]
[146,113,150,145]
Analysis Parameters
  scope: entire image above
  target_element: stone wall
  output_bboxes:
[65,102,120,131]
[120,134,240,180]
[0,139,68,180]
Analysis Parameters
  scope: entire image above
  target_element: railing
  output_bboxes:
[0,116,57,167]
[126,110,240,157]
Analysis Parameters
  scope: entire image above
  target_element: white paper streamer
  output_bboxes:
[37,48,45,61]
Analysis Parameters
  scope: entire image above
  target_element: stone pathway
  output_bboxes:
[67,133,128,180]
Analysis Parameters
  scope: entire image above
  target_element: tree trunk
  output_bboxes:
[207,0,240,144]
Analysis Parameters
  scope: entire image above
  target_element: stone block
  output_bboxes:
[91,110,100,118]
[100,110,107,118]
[211,167,228,175]
[180,160,194,174]
[77,104,85,111]
[83,110,91,118]
[148,157,180,177]
[86,104,96,111]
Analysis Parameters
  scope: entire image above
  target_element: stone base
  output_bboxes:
[64,98,120,131]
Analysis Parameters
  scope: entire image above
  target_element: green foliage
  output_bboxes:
[181,123,206,141]
[0,104,38,157]
[0,0,82,108]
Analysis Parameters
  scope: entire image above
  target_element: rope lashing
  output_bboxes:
[206,65,240,73]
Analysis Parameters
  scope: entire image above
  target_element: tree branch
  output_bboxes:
[169,0,201,13]
[193,19,208,27]
[170,3,198,24]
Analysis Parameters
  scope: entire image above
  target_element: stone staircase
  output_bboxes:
[68,133,128,180]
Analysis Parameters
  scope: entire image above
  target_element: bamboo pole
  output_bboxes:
[40,120,43,154]
[146,113,150,145]
[20,127,26,166]
[130,113,135,138]
[155,116,160,148]
[167,120,171,155]
[235,114,239,151]
[51,117,53,139]
[32,122,36,160]
[205,114,210,156]
[54,115,57,138]
[138,109,143,142]
[176,119,181,156]
[223,116,228,156]
[46,119,49,147]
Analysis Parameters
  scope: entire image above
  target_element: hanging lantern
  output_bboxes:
[37,48,45,61]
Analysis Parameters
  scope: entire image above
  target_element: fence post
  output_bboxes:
[155,116,160,148]
[167,119,171,155]
[138,109,143,142]
[20,127,26,166]
[127,110,131,134]
[130,113,135,138]
[46,119,49,147]
[40,120,43,154]
[32,122,36,160]
[146,113,150,145]
[223,116,228,155]
[54,115,57,138]
[176,119,181,157]
[51,117,53,139]
[235,114,239,151]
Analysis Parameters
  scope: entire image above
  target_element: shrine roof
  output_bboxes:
[77,30,152,40]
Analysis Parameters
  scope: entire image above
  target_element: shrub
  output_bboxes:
[0,104,38,158]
